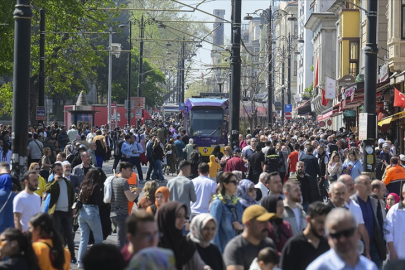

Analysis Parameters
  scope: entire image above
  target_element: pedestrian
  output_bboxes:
[0,228,41,270]
[29,212,71,270]
[306,208,377,270]
[183,138,194,161]
[281,180,306,236]
[249,247,281,270]
[236,179,259,210]
[156,201,208,270]
[28,162,46,199]
[127,247,176,270]
[280,202,331,270]
[128,135,144,181]
[61,161,80,194]
[87,142,97,166]
[136,180,159,210]
[93,130,107,168]
[165,138,178,176]
[189,213,225,270]
[209,172,244,253]
[327,151,343,185]
[76,168,104,268]
[208,155,220,179]
[267,171,283,198]
[110,162,142,249]
[263,147,281,173]
[72,151,95,185]
[13,170,41,231]
[0,172,16,234]
[385,192,400,212]
[145,135,156,180]
[342,149,362,180]
[326,182,347,208]
[286,144,300,177]
[247,145,265,184]
[152,138,165,181]
[223,205,276,269]
[189,150,200,179]
[255,172,270,204]
[224,148,247,174]
[28,133,43,166]
[146,186,170,216]
[261,195,293,255]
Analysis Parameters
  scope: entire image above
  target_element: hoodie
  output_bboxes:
[208,155,220,178]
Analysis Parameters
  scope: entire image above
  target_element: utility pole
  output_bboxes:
[180,36,185,103]
[12,0,32,179]
[38,9,45,129]
[137,15,145,128]
[281,46,285,118]
[267,6,273,127]
[107,27,112,129]
[362,0,378,176]
[127,21,132,127]
[287,32,291,105]
[229,0,241,149]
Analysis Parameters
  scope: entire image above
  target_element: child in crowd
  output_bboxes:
[249,247,281,270]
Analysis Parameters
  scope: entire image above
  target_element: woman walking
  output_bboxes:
[165,138,178,176]
[152,138,165,181]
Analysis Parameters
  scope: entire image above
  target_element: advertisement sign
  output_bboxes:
[359,113,368,140]
[325,76,336,99]
[293,95,301,102]
[131,97,145,109]
[135,109,142,119]
[36,106,45,120]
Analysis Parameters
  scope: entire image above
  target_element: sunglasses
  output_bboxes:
[35,168,40,171]
[329,227,356,239]
[228,180,238,185]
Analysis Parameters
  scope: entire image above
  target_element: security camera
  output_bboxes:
[225,45,230,51]
[224,57,230,62]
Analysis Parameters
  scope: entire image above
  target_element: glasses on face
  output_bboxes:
[34,168,40,171]
[329,227,356,240]
[228,180,238,185]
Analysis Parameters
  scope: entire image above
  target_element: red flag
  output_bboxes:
[321,88,328,106]
[314,56,319,88]
[394,88,405,108]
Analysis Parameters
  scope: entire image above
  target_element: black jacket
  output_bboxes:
[290,173,321,203]
[299,153,321,179]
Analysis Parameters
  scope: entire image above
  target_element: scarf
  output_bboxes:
[236,179,258,208]
[155,186,170,209]
[157,202,196,270]
[213,193,239,207]
[386,193,401,210]
[261,195,283,243]
[128,247,176,270]
[189,213,217,248]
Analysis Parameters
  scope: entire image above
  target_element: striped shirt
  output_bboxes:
[110,176,130,217]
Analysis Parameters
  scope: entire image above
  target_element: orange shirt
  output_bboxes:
[127,172,137,214]
[288,151,299,172]
[32,239,71,270]
[383,165,405,185]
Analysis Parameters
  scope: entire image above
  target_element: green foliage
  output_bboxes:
[0,83,13,116]
[310,65,314,72]
[303,82,313,99]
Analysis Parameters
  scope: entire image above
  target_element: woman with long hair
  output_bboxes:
[327,151,343,184]
[29,213,71,270]
[152,138,165,181]
[165,138,178,176]
[211,145,224,162]
[189,214,224,270]
[261,195,293,255]
[146,186,170,216]
[342,149,362,180]
[137,180,159,210]
[189,151,200,179]
[236,179,258,210]
[0,228,40,270]
[76,168,104,268]
[220,146,232,163]
[209,172,243,253]
[156,202,208,270]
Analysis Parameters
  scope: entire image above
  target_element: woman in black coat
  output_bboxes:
[152,138,165,181]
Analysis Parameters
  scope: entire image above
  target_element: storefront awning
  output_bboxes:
[293,100,310,111]
[378,111,405,127]
[317,109,333,121]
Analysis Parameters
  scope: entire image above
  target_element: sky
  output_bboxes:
[178,0,272,75]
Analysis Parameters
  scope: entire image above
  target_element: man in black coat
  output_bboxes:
[299,145,321,181]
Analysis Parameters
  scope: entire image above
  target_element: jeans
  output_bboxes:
[153,159,164,180]
[52,211,75,259]
[129,156,143,180]
[370,241,382,270]
[78,205,103,263]
[95,155,103,168]
[111,214,128,249]
[146,158,155,180]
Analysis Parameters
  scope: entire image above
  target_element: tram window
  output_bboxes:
[190,110,223,137]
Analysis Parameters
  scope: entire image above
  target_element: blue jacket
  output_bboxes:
[146,141,154,160]
[0,190,16,233]
[174,140,185,158]
[121,141,131,158]
[209,196,244,253]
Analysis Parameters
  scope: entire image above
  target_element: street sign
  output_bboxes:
[285,112,292,120]
[135,109,142,119]
[284,104,292,113]
[359,113,367,140]
[111,103,116,108]
[125,111,134,119]
[131,97,145,109]
[36,106,45,120]
[179,102,185,110]
[327,119,332,126]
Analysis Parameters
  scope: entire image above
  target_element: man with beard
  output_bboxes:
[13,170,41,231]
[223,205,276,270]
[282,180,306,235]
[280,202,332,270]
[289,161,322,212]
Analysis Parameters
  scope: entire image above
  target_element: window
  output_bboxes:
[294,21,298,37]
[402,0,405,39]
[349,40,359,77]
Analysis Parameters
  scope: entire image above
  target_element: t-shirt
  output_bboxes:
[190,176,217,215]
[110,176,130,217]
[223,235,275,270]
[13,191,41,231]
[28,140,43,159]
[345,199,364,226]
[288,151,299,173]
[280,232,330,270]
[167,175,197,217]
[55,180,69,212]
[32,239,71,270]
[292,207,301,232]
[248,152,265,175]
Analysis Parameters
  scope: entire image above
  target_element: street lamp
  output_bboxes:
[119,21,132,127]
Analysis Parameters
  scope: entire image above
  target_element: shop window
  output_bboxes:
[349,40,359,76]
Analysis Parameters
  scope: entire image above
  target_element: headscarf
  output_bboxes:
[0,174,12,191]
[156,201,196,270]
[189,213,217,248]
[127,247,176,270]
[386,193,401,210]
[261,195,283,243]
[236,179,258,208]
[155,186,170,209]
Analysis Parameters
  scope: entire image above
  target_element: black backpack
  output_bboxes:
[114,139,125,157]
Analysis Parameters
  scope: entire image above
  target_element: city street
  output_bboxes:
[70,159,174,269]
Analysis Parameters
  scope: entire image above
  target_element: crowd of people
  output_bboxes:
[0,119,404,269]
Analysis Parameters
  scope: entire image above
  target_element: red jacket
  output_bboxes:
[224,156,247,173]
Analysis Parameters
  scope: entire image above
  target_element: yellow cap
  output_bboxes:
[242,205,276,224]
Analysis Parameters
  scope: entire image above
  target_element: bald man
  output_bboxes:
[327,182,347,208]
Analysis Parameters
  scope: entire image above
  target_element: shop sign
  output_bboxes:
[344,110,356,117]
[338,74,356,85]
[319,121,325,127]
[327,119,332,126]
[344,86,356,98]
[379,64,389,82]
[325,77,336,99]
[359,113,368,140]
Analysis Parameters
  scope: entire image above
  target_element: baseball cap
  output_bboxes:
[242,205,276,224]
[233,148,241,154]
[400,154,405,162]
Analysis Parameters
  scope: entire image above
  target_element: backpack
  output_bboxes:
[114,139,125,158]
[103,176,115,203]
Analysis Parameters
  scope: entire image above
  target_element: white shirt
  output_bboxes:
[190,175,217,215]
[307,249,378,270]
[345,199,364,227]
[384,202,405,260]
[13,191,41,231]
[254,182,269,204]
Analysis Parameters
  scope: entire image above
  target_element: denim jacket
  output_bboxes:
[209,196,244,253]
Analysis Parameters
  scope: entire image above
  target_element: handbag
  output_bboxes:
[72,190,83,210]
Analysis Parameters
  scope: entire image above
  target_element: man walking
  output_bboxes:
[190,163,217,220]
[145,135,155,180]
[255,172,270,204]
[282,180,306,236]
[299,145,321,181]
[128,135,144,181]
[27,133,43,165]
[67,124,78,142]
[72,152,95,185]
